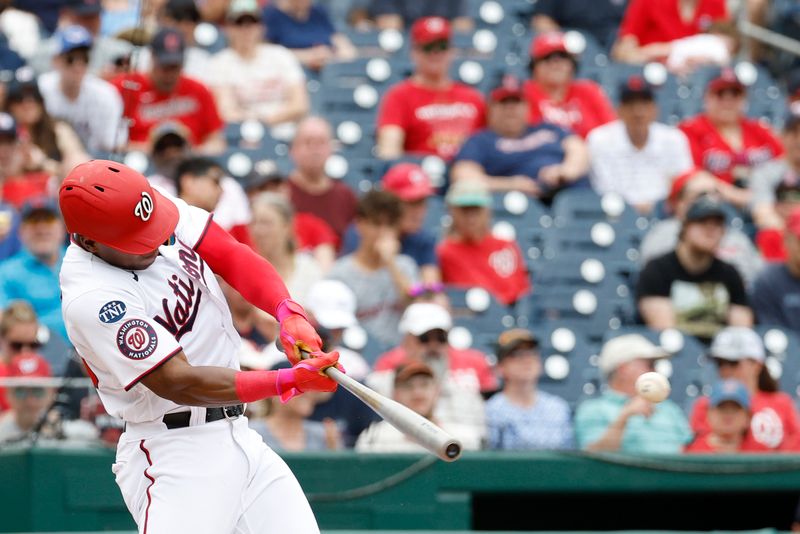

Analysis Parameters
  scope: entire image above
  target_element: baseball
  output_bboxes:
[635,372,671,403]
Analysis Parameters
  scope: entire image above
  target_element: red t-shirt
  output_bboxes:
[288,179,358,241]
[111,72,224,144]
[377,79,486,160]
[690,391,800,451]
[373,346,499,392]
[684,433,763,453]
[0,361,8,412]
[756,228,786,262]
[437,235,531,306]
[295,212,338,250]
[523,80,615,139]
[679,114,784,184]
[2,172,52,209]
[619,0,728,46]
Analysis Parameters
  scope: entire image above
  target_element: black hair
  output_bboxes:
[173,156,222,195]
[355,190,402,225]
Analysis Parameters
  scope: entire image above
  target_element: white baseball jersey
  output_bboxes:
[60,191,242,423]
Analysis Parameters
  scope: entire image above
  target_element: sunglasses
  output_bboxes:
[64,52,90,66]
[418,329,448,344]
[420,40,449,53]
[8,340,43,352]
[11,387,46,399]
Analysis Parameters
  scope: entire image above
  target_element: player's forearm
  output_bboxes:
[163,365,243,407]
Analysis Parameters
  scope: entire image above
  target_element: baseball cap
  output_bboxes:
[619,75,655,103]
[489,75,524,102]
[0,112,16,139]
[150,28,185,66]
[227,0,261,22]
[598,334,669,376]
[394,361,435,385]
[709,327,765,362]
[382,163,434,201]
[496,328,539,360]
[530,32,570,61]
[709,379,751,410]
[68,0,102,16]
[164,0,202,22]
[150,121,190,152]
[8,352,52,379]
[56,25,93,55]
[707,67,745,94]
[306,280,358,330]
[399,303,452,336]
[445,179,491,207]
[684,195,726,223]
[411,17,451,46]
[20,196,60,222]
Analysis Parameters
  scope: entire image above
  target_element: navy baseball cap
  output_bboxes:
[150,28,185,66]
[0,112,17,139]
[685,195,726,223]
[68,0,102,16]
[56,25,93,55]
[709,379,751,410]
[20,196,60,221]
[620,75,655,103]
[164,0,202,22]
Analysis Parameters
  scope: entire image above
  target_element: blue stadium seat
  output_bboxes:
[551,188,644,229]
[445,285,517,336]
[490,191,551,233]
[755,325,800,398]
[343,28,410,58]
[319,57,406,90]
[535,322,601,407]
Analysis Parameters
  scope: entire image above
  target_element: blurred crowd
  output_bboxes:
[0,0,799,456]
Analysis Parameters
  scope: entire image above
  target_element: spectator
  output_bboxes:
[219,279,276,353]
[146,121,192,192]
[588,76,694,214]
[690,327,800,451]
[263,0,357,71]
[0,112,57,209]
[789,72,800,117]
[111,28,226,154]
[370,302,496,442]
[451,75,590,201]
[376,16,486,161]
[437,179,530,306]
[612,0,728,64]
[208,0,309,129]
[357,361,481,451]
[0,7,32,70]
[685,379,754,453]
[0,197,68,341]
[486,328,573,450]
[664,21,738,76]
[368,0,473,31]
[0,200,21,262]
[342,163,441,283]
[327,190,418,346]
[523,32,615,139]
[0,300,72,379]
[640,168,763,286]
[38,25,125,154]
[249,363,341,451]
[637,195,753,342]
[679,68,784,187]
[751,207,800,334]
[250,192,324,305]
[531,0,628,49]
[288,116,358,242]
[30,0,134,77]
[574,334,691,452]
[750,114,800,261]
[8,0,59,36]
[0,352,56,443]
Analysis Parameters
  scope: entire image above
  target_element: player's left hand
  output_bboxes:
[276,299,323,365]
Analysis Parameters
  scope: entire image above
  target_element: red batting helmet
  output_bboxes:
[59,160,179,254]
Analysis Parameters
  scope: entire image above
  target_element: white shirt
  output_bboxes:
[588,120,694,206]
[60,192,242,423]
[207,44,305,122]
[355,419,482,452]
[38,71,125,153]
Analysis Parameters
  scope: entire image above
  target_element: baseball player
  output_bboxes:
[58,160,340,534]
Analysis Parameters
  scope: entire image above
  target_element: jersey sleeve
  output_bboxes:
[63,288,182,392]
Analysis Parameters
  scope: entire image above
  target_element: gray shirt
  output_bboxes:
[639,218,764,286]
[750,263,800,335]
[750,159,795,208]
[327,254,419,346]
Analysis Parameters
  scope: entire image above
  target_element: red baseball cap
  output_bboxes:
[59,160,179,255]
[786,207,800,238]
[490,75,524,102]
[382,163,434,201]
[530,32,570,60]
[707,67,745,94]
[411,17,451,46]
[8,352,52,379]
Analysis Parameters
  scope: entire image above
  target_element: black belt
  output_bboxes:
[161,404,244,429]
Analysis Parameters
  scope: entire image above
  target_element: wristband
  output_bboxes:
[234,369,298,403]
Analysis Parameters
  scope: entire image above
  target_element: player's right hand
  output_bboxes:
[278,351,342,402]
[276,299,323,365]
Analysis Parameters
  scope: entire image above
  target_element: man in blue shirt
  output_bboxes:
[0,197,67,341]
[574,334,691,453]
[450,76,590,202]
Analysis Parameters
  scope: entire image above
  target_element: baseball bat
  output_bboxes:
[302,350,462,462]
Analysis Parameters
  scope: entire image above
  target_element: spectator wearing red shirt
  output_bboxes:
[0,112,54,210]
[376,16,486,161]
[679,68,784,189]
[288,116,358,242]
[690,327,800,452]
[523,32,616,139]
[437,179,531,305]
[111,28,226,154]
[685,379,759,453]
[612,0,728,64]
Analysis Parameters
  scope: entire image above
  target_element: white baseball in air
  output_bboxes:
[635,372,671,403]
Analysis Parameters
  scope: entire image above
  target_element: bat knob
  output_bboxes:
[444,441,462,462]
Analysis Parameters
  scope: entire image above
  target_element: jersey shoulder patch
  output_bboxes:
[99,301,127,324]
[116,319,159,360]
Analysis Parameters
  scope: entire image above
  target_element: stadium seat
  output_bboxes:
[320,57,406,90]
[551,188,644,230]
[535,322,601,407]
[445,286,517,339]
[755,325,800,397]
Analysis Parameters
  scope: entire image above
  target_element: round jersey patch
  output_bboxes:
[99,301,127,324]
[116,319,158,360]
